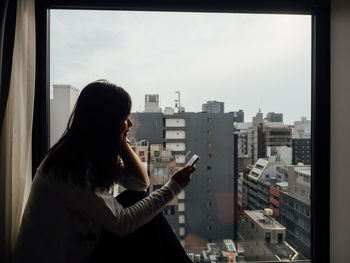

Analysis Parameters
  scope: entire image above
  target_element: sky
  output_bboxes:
[50,10,311,125]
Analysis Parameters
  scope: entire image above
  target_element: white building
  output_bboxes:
[50,84,79,147]
[144,94,162,112]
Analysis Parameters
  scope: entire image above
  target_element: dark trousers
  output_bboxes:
[89,190,192,263]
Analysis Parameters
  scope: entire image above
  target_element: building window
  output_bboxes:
[208,153,212,159]
[207,118,212,123]
[178,203,185,212]
[179,227,185,236]
[208,141,212,148]
[207,166,212,170]
[163,205,175,215]
[207,129,212,135]
[139,151,145,156]
[153,167,169,176]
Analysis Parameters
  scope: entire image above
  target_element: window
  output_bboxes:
[153,167,169,176]
[46,5,326,262]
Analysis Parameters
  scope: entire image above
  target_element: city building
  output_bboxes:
[245,158,287,212]
[234,110,244,123]
[269,181,288,222]
[240,209,299,261]
[49,84,79,147]
[292,117,311,139]
[292,138,311,165]
[148,144,184,240]
[144,94,162,112]
[201,100,224,113]
[234,122,252,172]
[265,112,284,122]
[279,165,311,259]
[293,116,311,128]
[267,146,292,165]
[130,110,235,245]
[128,141,186,242]
[247,112,291,164]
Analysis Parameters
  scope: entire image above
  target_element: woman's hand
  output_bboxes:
[171,166,196,189]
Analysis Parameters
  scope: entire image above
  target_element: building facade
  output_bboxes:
[240,210,298,261]
[130,111,235,245]
[279,165,311,259]
[292,138,311,165]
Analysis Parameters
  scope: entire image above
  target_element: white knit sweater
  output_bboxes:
[13,161,182,263]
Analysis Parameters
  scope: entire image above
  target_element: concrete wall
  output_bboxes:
[330,0,350,261]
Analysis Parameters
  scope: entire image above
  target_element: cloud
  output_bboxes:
[50,10,311,124]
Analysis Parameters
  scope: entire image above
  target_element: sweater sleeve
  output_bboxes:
[115,166,149,191]
[93,179,181,236]
[48,169,182,237]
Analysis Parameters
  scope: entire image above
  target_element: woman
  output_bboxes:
[13,80,195,262]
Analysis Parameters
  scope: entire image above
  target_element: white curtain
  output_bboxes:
[0,0,36,261]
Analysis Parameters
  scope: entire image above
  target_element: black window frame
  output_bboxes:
[33,1,330,262]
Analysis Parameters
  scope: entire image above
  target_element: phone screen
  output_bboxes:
[186,154,200,166]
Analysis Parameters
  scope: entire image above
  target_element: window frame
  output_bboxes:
[33,0,330,262]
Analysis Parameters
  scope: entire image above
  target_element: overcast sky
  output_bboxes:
[50,10,311,125]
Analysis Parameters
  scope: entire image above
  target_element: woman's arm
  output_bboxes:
[119,140,150,186]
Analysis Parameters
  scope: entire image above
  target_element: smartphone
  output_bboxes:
[186,154,200,166]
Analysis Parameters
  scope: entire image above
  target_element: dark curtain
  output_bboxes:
[0,0,17,132]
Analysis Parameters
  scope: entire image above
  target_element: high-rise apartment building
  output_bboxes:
[50,84,79,147]
[202,100,224,113]
[130,111,235,246]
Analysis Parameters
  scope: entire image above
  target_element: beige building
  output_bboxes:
[285,165,311,200]
[241,209,298,261]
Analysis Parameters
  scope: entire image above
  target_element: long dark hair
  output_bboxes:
[43,80,132,191]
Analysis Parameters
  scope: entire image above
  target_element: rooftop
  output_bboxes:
[245,210,285,230]
[295,166,311,176]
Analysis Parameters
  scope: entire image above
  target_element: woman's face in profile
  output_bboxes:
[121,116,133,141]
